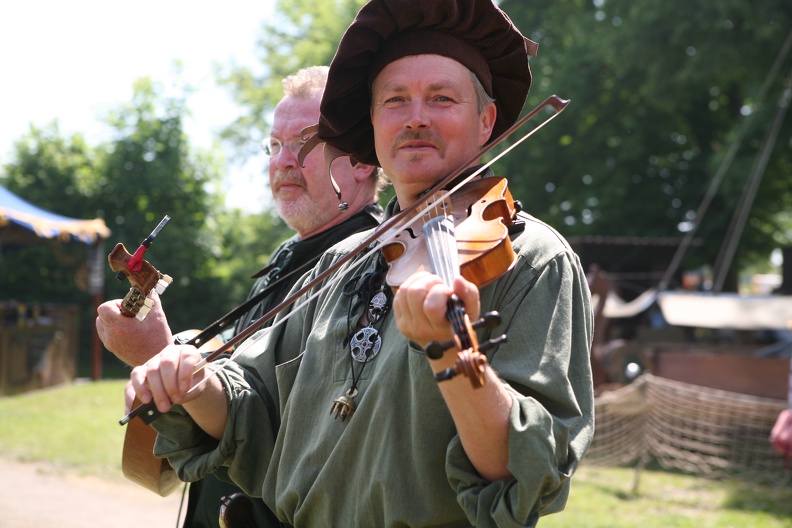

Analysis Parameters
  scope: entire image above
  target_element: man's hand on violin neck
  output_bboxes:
[393,272,480,348]
[96,291,173,367]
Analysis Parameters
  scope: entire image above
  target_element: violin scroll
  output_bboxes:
[108,243,173,320]
[107,216,173,321]
[434,348,488,388]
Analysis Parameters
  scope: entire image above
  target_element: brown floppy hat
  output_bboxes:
[300,0,538,169]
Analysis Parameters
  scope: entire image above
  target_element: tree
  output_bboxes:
[499,0,792,285]
[220,0,792,288]
[96,77,235,332]
[0,77,236,375]
[0,124,101,304]
[216,0,368,155]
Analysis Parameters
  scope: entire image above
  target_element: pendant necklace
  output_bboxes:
[331,254,391,422]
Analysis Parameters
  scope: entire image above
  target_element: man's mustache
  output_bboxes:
[394,130,443,148]
[273,170,306,190]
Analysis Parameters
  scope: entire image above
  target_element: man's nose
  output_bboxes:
[405,101,430,129]
[273,144,299,168]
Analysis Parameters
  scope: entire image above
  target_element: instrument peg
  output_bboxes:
[434,349,487,388]
[425,340,454,360]
[155,274,173,295]
[478,334,507,354]
[136,298,154,321]
[472,311,501,330]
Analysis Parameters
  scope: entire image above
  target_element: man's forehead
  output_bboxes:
[373,55,470,91]
[272,95,321,136]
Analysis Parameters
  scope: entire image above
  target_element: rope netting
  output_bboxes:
[585,373,791,486]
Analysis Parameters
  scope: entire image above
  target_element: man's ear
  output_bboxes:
[479,102,497,146]
[353,162,377,183]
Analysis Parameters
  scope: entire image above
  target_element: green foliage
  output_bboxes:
[0,78,241,371]
[216,0,368,152]
[208,207,294,305]
[498,0,792,279]
[0,72,302,376]
[94,77,232,332]
[215,0,792,285]
[1,125,101,304]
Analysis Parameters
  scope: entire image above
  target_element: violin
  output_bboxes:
[107,216,182,495]
[382,176,516,388]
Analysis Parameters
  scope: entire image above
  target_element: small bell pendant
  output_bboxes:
[330,388,358,422]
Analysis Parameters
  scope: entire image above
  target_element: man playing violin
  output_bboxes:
[127,1,595,526]
[98,66,385,526]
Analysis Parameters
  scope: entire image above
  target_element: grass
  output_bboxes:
[543,465,792,527]
[0,379,129,479]
[1,381,792,526]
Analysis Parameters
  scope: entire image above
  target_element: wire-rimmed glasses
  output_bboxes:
[260,137,307,157]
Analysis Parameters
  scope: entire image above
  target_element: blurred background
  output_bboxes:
[1,1,791,523]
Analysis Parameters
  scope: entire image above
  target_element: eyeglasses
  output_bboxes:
[260,137,307,157]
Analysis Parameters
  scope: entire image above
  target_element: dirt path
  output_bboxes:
[0,457,185,528]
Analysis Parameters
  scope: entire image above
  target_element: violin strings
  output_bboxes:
[423,197,459,287]
[421,198,469,345]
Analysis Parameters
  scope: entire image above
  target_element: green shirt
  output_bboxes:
[155,180,594,527]
[183,204,383,528]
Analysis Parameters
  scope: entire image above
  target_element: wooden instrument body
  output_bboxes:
[109,240,181,495]
[382,177,518,388]
[121,330,224,496]
[382,177,518,289]
[122,398,182,496]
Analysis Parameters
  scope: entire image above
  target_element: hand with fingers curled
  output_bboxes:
[125,344,207,416]
[392,271,480,349]
[97,291,174,367]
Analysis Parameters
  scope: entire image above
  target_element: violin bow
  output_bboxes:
[120,94,570,426]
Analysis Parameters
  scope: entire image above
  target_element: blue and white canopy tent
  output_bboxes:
[0,185,111,385]
[0,185,109,247]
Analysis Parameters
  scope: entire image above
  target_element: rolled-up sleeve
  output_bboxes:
[447,246,595,526]
[151,355,276,497]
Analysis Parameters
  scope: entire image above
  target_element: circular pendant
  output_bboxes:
[350,326,381,362]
